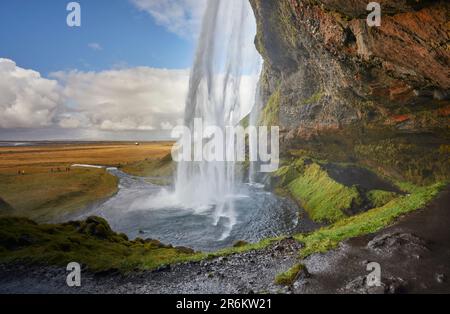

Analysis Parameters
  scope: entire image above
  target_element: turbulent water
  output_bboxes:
[76,1,315,251]
[174,0,262,239]
[81,169,313,252]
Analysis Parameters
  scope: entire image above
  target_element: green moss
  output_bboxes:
[354,138,450,185]
[295,181,446,258]
[259,88,281,126]
[0,216,203,272]
[233,240,249,248]
[288,163,361,223]
[0,215,287,272]
[367,190,398,208]
[274,263,306,286]
[299,91,325,106]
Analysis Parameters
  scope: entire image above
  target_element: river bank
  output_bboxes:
[0,186,448,294]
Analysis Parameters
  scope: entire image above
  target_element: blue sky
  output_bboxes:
[0,0,196,76]
[0,0,259,141]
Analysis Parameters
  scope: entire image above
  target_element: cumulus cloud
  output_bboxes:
[130,0,207,38]
[0,58,62,128]
[0,58,259,136]
[51,67,190,131]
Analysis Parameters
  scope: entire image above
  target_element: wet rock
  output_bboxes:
[340,275,406,294]
[153,265,171,273]
[367,232,428,258]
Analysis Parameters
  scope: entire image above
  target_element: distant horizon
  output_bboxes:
[0,128,174,142]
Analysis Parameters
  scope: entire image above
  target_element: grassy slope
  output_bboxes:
[0,180,445,273]
[271,158,447,281]
[121,153,175,182]
[0,142,173,222]
[288,163,360,223]
[273,159,362,223]
[0,216,284,272]
[295,181,446,258]
[0,216,202,272]
[0,169,118,222]
[367,190,398,208]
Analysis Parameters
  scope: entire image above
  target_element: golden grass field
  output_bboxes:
[0,142,174,222]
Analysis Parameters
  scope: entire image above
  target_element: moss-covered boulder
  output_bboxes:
[275,263,309,286]
[0,216,202,272]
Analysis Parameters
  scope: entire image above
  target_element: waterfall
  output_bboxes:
[174,0,261,239]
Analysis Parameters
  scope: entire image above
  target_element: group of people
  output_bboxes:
[50,167,71,173]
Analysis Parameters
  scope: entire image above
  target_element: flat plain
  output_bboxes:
[0,142,174,222]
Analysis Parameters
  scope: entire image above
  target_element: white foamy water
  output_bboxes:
[173,0,262,239]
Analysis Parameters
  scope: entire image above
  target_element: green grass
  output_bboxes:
[0,215,285,272]
[294,181,446,258]
[367,190,398,208]
[274,263,306,286]
[0,216,204,272]
[259,88,280,126]
[0,168,118,223]
[300,90,325,106]
[288,163,361,223]
[121,153,174,184]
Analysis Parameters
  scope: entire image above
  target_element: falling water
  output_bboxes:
[174,0,262,239]
[77,0,309,251]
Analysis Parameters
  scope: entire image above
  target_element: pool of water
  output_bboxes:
[78,169,317,251]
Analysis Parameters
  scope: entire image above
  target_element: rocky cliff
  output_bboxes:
[250,0,449,184]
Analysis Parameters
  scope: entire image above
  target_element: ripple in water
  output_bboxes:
[81,169,316,252]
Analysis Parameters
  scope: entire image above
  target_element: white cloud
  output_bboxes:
[130,0,207,38]
[51,67,190,131]
[0,58,259,135]
[88,42,103,51]
[0,58,62,128]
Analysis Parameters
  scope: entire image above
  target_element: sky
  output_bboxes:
[0,0,209,140]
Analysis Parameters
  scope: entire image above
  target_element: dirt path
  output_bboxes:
[296,186,450,294]
[1,187,449,294]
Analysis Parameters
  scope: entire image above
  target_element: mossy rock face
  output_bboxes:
[275,263,308,286]
[259,88,281,126]
[272,159,364,223]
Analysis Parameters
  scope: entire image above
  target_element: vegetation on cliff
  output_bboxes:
[295,181,446,258]
[287,163,361,223]
[259,87,281,126]
[0,216,202,272]
[275,263,307,286]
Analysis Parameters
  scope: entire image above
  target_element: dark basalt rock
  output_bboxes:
[367,232,429,258]
[249,0,450,184]
[340,275,407,294]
